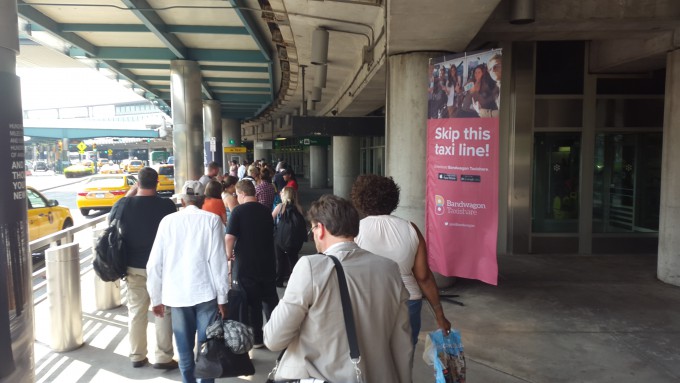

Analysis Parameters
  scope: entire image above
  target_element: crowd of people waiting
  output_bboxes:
[113,159,452,383]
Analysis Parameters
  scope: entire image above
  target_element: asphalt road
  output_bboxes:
[26,172,105,225]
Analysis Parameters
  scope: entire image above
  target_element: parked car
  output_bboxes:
[33,161,48,172]
[99,161,123,174]
[27,186,73,242]
[124,159,144,173]
[64,160,95,178]
[154,164,175,196]
[76,174,137,216]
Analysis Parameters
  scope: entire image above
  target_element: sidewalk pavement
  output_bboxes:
[33,180,680,382]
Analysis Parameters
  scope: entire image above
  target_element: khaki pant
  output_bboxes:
[126,267,174,363]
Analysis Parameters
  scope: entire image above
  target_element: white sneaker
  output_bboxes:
[253,343,265,349]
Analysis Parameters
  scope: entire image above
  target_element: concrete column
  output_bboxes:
[203,100,222,168]
[386,52,442,229]
[171,60,204,189]
[254,146,271,164]
[333,136,360,198]
[221,118,241,166]
[0,1,34,382]
[310,145,328,188]
[658,49,680,287]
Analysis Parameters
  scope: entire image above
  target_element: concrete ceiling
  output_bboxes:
[14,0,678,130]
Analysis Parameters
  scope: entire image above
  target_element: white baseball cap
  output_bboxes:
[180,180,204,196]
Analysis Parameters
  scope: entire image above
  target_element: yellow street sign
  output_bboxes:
[223,146,247,153]
[77,141,87,152]
[108,149,113,155]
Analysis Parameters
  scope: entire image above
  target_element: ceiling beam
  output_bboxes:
[97,47,267,62]
[120,0,187,59]
[18,1,98,56]
[117,63,269,72]
[56,23,249,35]
[137,75,269,84]
[228,0,272,62]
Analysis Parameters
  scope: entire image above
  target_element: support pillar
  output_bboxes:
[221,118,241,167]
[254,140,272,164]
[203,100,222,169]
[658,49,680,286]
[171,60,204,189]
[0,1,34,381]
[310,145,328,188]
[332,136,360,198]
[386,52,442,229]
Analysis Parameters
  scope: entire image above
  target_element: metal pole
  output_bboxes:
[301,65,307,116]
[45,242,84,352]
[92,229,121,310]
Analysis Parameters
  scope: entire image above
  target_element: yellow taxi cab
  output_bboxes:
[99,161,123,174]
[76,174,137,216]
[125,159,144,173]
[154,164,175,196]
[26,186,74,241]
[64,160,96,178]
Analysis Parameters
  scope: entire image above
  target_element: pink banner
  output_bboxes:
[426,50,501,285]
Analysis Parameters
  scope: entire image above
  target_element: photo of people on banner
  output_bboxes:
[428,50,501,119]
[425,48,502,286]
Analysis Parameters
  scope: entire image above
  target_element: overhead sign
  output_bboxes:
[223,146,247,153]
[298,137,331,146]
[76,141,87,152]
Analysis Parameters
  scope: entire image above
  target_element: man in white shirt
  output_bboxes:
[237,159,248,179]
[147,181,229,383]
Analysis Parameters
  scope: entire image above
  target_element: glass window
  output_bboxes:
[27,189,47,209]
[592,133,661,233]
[532,132,581,233]
[535,41,584,95]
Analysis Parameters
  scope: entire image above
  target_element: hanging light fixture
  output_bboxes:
[311,28,329,65]
[311,86,322,102]
[314,64,327,89]
[510,0,535,24]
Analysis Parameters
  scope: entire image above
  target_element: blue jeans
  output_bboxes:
[171,299,218,383]
[407,299,423,345]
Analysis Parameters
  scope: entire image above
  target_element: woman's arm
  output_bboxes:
[411,222,451,333]
[272,203,282,220]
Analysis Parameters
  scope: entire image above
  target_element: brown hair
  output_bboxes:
[350,174,400,216]
[205,180,222,199]
[236,179,256,196]
[307,194,359,237]
[222,175,238,189]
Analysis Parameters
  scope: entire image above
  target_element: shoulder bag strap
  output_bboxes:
[267,254,363,383]
[114,197,129,223]
[327,255,362,382]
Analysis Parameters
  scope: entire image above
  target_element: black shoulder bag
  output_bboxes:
[266,255,363,383]
[93,197,130,282]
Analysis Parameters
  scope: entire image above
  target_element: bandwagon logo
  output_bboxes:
[434,195,445,215]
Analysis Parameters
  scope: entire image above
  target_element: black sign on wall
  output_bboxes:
[0,72,32,380]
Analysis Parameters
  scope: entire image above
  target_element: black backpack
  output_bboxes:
[93,197,129,282]
[275,206,307,254]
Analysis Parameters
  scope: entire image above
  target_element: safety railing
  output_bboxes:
[31,214,108,305]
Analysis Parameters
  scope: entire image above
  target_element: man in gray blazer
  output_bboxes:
[264,195,413,382]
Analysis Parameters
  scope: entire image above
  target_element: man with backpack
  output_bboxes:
[109,167,177,369]
[226,180,279,348]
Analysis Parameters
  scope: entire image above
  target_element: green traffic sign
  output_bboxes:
[298,137,331,146]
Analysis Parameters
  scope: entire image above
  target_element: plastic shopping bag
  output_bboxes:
[426,329,466,383]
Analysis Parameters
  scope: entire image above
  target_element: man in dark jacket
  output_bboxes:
[110,167,177,369]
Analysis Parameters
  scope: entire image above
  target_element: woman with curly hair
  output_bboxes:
[351,174,451,345]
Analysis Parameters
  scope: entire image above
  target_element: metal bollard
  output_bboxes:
[92,229,122,310]
[45,242,83,352]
